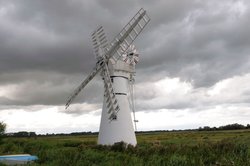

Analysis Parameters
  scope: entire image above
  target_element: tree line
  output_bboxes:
[1,122,250,138]
[198,123,250,131]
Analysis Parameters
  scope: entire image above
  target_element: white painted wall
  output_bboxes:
[98,61,137,146]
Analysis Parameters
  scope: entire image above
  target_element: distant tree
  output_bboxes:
[203,126,211,131]
[0,121,6,135]
[212,127,217,131]
[198,126,215,131]
[14,131,29,137]
[246,124,250,129]
[0,122,6,143]
[29,132,37,137]
[219,123,245,130]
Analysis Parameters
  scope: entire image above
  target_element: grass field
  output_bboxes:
[1,129,250,165]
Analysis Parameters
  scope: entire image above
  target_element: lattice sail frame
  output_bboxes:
[102,63,120,120]
[104,8,150,61]
[91,26,108,60]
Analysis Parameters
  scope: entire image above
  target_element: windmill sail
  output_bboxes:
[92,26,108,59]
[104,8,150,61]
[66,8,150,109]
[102,64,120,120]
[65,65,102,108]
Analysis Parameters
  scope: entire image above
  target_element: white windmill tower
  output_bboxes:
[66,8,150,146]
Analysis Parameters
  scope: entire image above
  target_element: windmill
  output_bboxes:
[66,8,150,146]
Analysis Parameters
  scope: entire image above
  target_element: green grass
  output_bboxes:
[1,130,250,165]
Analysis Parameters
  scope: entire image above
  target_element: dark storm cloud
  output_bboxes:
[137,0,250,87]
[0,0,200,75]
[1,0,250,109]
[0,1,95,74]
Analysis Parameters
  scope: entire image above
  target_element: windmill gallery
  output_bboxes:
[65,8,150,146]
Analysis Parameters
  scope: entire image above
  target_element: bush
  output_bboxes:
[110,141,127,152]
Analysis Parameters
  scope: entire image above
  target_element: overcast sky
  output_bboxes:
[0,0,250,134]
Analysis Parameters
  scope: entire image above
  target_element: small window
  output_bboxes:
[110,114,117,121]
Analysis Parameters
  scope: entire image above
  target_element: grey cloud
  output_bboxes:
[0,71,103,106]
[136,0,250,87]
[1,0,250,112]
[0,97,16,106]
[136,99,194,111]
[59,104,101,116]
